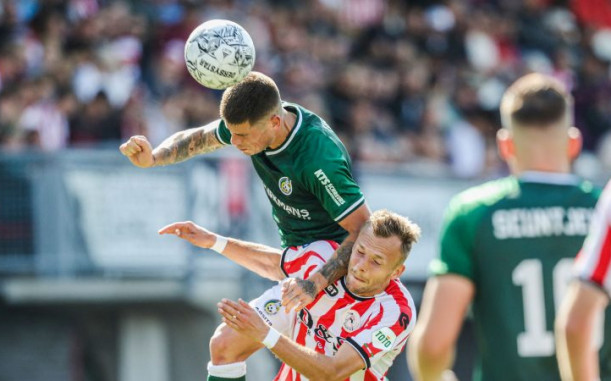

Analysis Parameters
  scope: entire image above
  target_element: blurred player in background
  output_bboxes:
[120,71,370,381]
[160,209,419,381]
[408,73,611,381]
[556,181,611,381]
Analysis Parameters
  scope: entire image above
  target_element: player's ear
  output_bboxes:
[391,263,405,279]
[567,126,582,160]
[270,114,281,130]
[496,128,514,160]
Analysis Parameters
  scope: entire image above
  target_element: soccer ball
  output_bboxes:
[184,19,256,90]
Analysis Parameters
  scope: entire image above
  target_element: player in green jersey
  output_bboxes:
[119,72,370,381]
[408,73,611,381]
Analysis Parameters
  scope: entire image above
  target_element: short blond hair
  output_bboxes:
[500,73,572,130]
[366,209,421,263]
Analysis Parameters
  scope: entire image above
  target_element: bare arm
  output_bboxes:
[408,275,475,381]
[159,221,285,281]
[152,120,224,166]
[219,299,365,381]
[555,281,608,381]
[282,204,370,311]
[119,120,225,168]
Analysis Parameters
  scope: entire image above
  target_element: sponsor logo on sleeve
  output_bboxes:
[278,176,292,196]
[314,169,345,206]
[371,327,396,350]
[399,312,410,329]
[342,310,361,332]
[324,284,339,297]
[264,299,282,315]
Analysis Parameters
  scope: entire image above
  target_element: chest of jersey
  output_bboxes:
[251,153,318,221]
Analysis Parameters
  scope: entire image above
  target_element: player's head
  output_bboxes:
[345,210,420,297]
[220,71,283,155]
[497,73,581,173]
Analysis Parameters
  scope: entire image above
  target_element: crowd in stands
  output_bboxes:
[0,0,610,179]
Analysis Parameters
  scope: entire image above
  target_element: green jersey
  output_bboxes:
[215,102,365,247]
[431,172,611,381]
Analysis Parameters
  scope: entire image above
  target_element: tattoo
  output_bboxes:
[319,240,355,286]
[297,278,318,299]
[154,128,223,166]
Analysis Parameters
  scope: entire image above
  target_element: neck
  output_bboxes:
[269,108,296,149]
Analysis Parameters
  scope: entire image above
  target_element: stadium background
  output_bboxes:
[1,0,610,380]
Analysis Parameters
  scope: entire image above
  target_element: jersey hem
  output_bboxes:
[344,337,371,369]
[333,196,366,222]
[577,276,611,299]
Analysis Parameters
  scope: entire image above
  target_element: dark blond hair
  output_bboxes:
[366,209,421,264]
[500,73,572,130]
[220,71,281,125]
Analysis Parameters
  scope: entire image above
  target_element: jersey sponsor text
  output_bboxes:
[492,207,593,239]
[264,185,311,220]
[314,169,346,206]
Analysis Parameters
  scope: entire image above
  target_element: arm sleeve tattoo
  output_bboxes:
[153,127,223,166]
[319,239,355,286]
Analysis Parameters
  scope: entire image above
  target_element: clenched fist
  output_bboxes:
[119,136,155,168]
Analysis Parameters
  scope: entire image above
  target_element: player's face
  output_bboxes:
[226,115,278,156]
[345,225,405,297]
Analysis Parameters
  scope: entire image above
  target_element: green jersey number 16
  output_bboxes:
[512,258,604,357]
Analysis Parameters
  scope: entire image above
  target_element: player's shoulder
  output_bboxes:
[446,177,518,220]
[285,102,344,152]
[378,279,416,332]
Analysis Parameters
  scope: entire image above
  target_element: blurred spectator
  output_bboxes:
[0,0,609,179]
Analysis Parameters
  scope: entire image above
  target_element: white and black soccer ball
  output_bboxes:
[184,19,256,90]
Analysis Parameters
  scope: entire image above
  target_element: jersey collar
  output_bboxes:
[340,277,375,301]
[265,102,303,156]
[518,171,580,185]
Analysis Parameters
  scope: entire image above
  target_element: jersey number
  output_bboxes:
[512,258,604,357]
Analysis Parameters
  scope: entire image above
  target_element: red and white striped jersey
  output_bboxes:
[575,181,611,296]
[277,240,417,381]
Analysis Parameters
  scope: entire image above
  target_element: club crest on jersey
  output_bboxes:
[278,177,292,196]
[264,299,282,315]
[372,327,396,350]
[342,310,361,332]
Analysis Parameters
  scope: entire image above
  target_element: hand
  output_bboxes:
[119,135,155,168]
[218,298,269,342]
[281,278,317,312]
[158,221,217,249]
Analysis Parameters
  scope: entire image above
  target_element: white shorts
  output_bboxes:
[249,280,296,336]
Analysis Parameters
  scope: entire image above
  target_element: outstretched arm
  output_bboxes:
[159,221,285,281]
[219,298,365,381]
[120,120,224,168]
[282,204,370,311]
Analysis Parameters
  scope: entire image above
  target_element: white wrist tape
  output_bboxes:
[262,328,281,349]
[210,235,228,253]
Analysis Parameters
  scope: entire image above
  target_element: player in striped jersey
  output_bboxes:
[556,181,611,381]
[160,209,420,381]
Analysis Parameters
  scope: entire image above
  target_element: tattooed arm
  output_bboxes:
[282,204,370,311]
[119,120,224,168]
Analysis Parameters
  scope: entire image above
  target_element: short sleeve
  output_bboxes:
[300,143,365,223]
[343,298,415,369]
[430,200,476,281]
[574,184,611,296]
[215,119,232,145]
